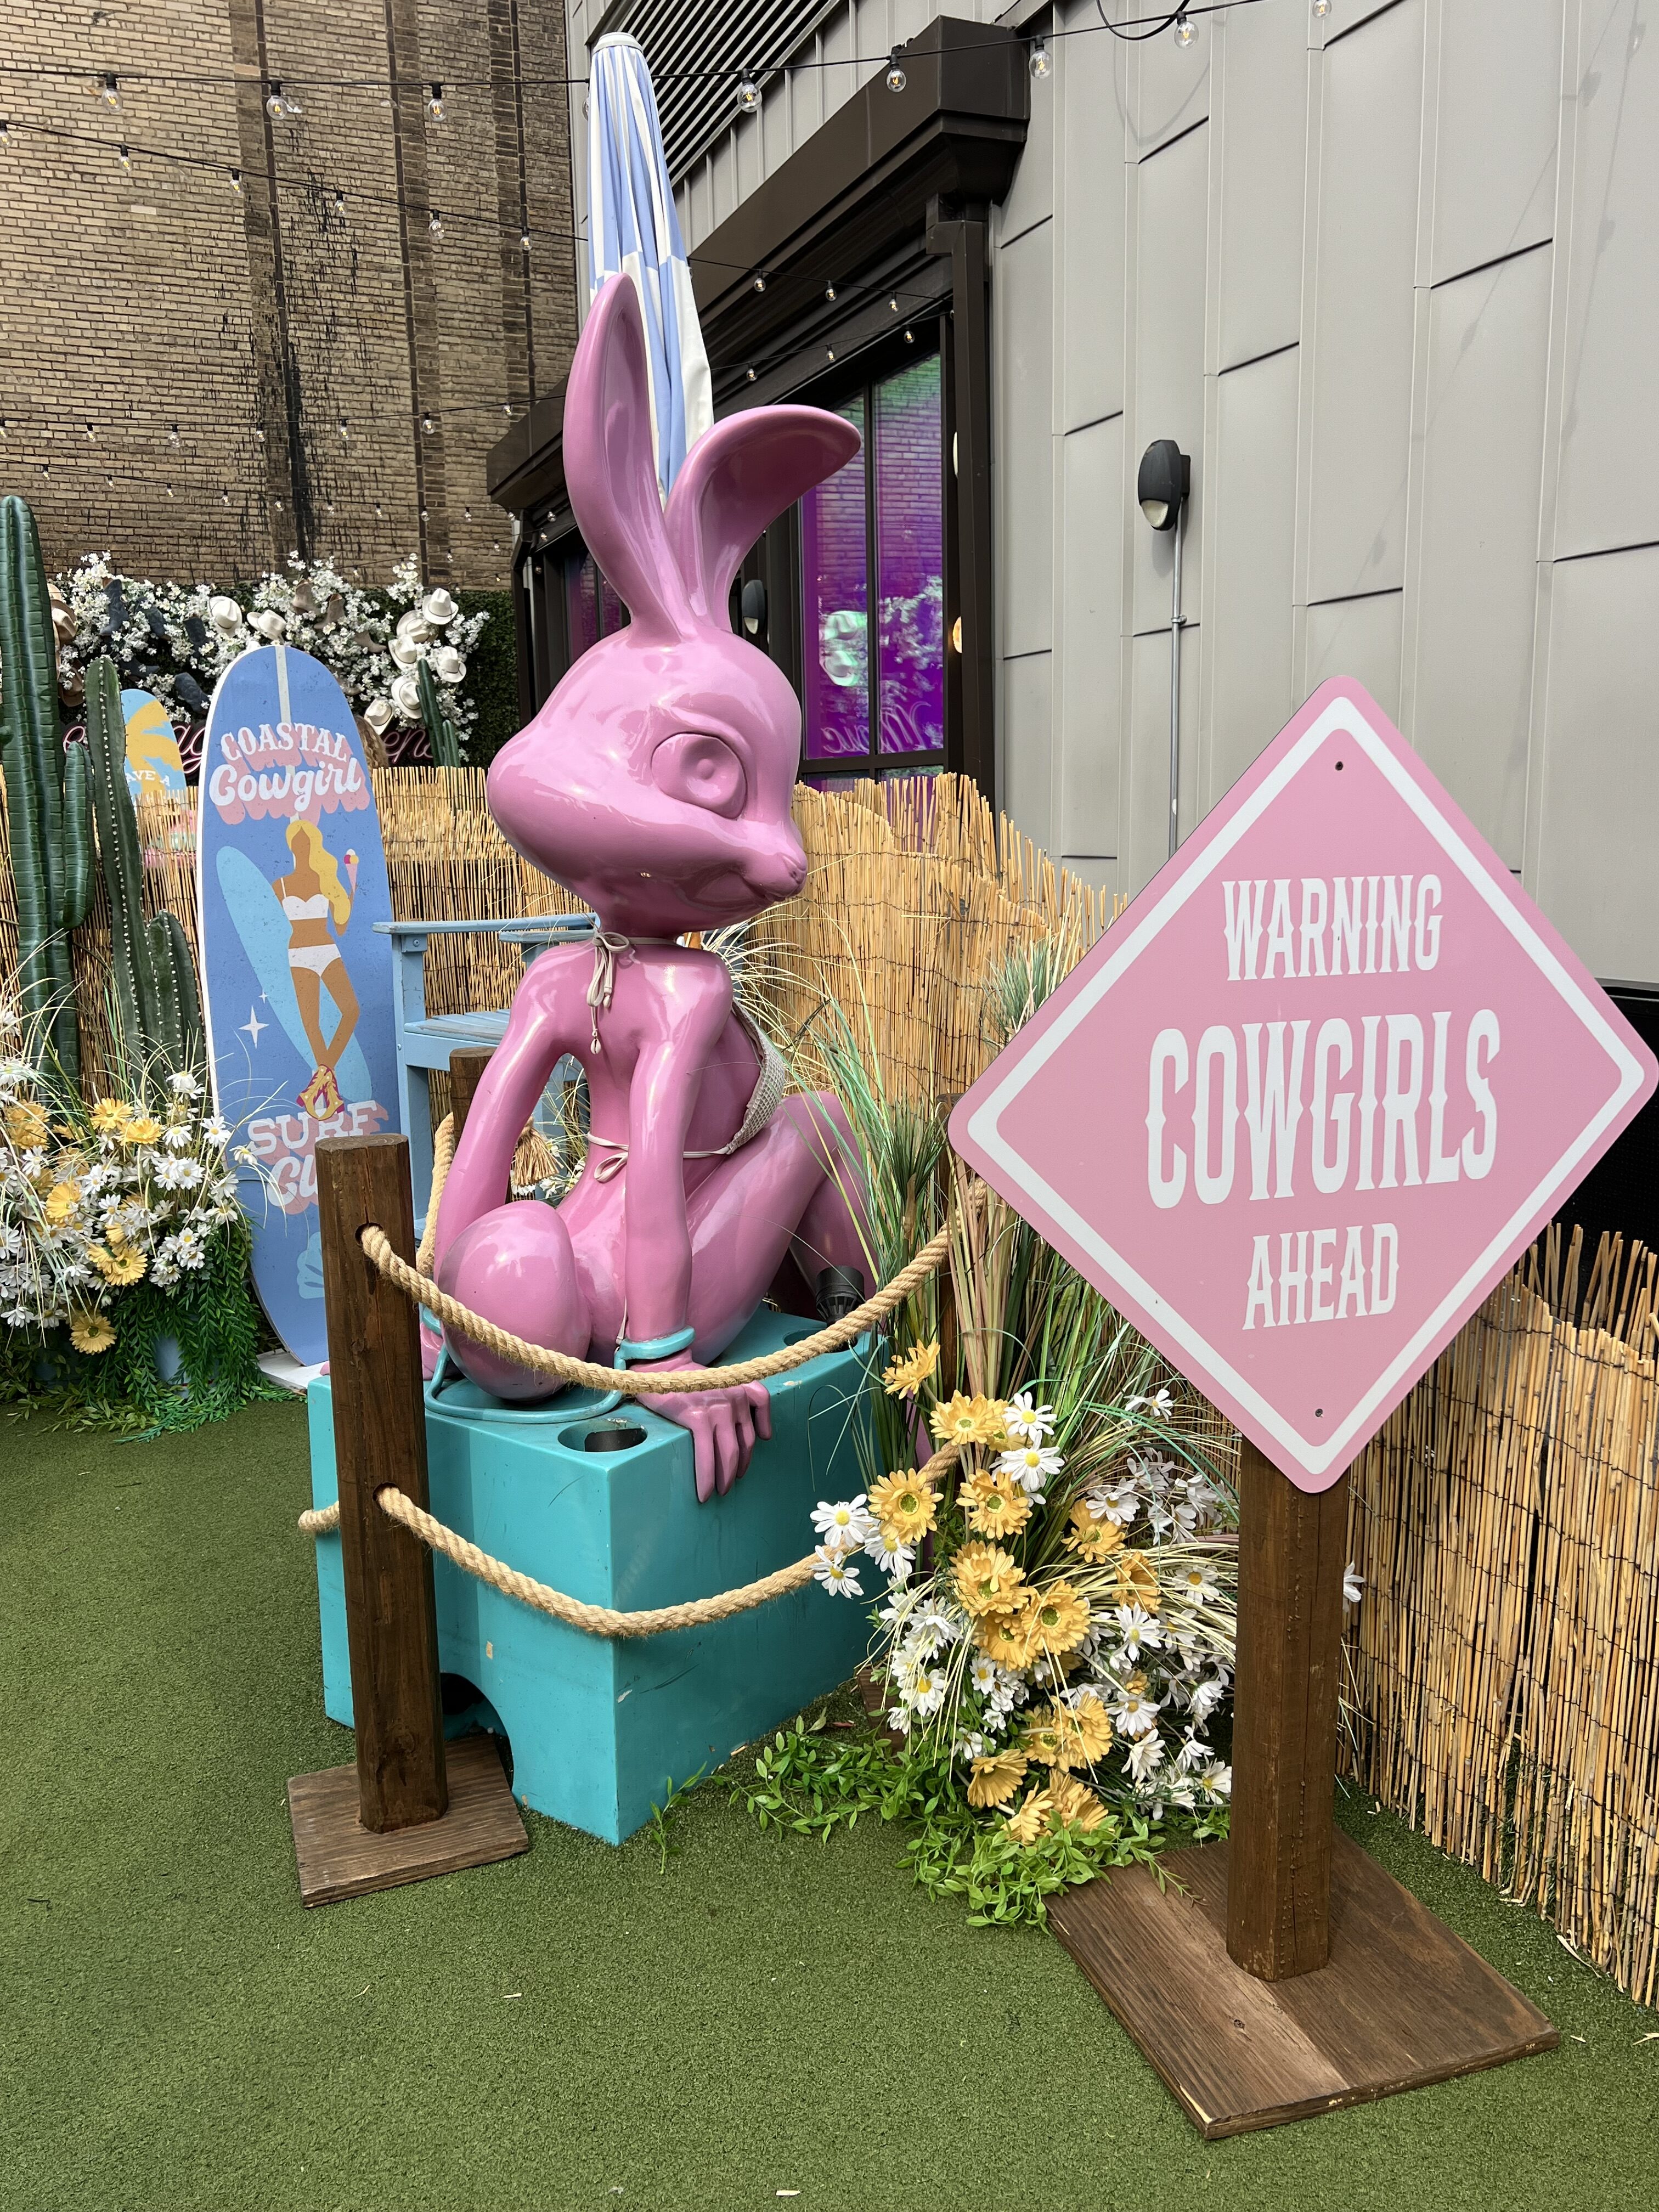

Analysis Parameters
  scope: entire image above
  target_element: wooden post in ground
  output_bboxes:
[448,1046,493,1140]
[1226,1438,1348,1978]
[1045,1435,1556,2135]
[318,1132,447,1833]
[287,1130,528,1905]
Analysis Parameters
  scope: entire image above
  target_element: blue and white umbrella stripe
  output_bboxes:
[586,32,714,498]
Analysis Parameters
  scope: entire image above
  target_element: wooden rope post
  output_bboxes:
[287,1130,528,1905]
[1226,1438,1348,1978]
[318,1132,447,1833]
[448,1045,494,1138]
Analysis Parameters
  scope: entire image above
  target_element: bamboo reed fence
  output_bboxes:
[1346,1223,1659,2005]
[4,763,1655,2001]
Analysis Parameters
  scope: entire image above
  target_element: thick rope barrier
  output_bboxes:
[297,1437,964,1637]
[404,1105,966,1394]
[301,1102,967,1635]
[365,1213,956,1395]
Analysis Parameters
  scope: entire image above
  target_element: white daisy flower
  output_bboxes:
[1111,1687,1161,1737]
[1114,1604,1164,1663]
[1095,1477,1141,1527]
[995,1441,1064,1497]
[1188,1676,1228,1726]
[967,1651,998,1696]
[1344,1560,1363,1606]
[167,1069,202,1098]
[810,1495,877,1549]
[1176,1564,1219,1607]
[1002,1390,1056,1445]
[1175,1733,1211,1773]
[1127,1386,1174,1420]
[811,1545,864,1596]
[1127,1733,1167,1784]
[864,1527,913,1582]
[1200,1760,1233,1799]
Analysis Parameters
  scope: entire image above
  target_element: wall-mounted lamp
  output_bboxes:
[740,577,768,641]
[1138,439,1192,858]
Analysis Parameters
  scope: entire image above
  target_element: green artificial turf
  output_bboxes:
[2,1403,1655,2212]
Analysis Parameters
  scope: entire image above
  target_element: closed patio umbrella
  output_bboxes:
[586,31,714,497]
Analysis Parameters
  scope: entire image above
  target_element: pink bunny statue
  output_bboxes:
[432,274,871,1502]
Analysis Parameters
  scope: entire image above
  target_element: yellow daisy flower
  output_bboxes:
[1064,1499,1124,1564]
[967,1746,1029,1809]
[1026,1580,1091,1656]
[4,1099,50,1149]
[1113,1550,1160,1612]
[89,1239,146,1286]
[119,1114,163,1148]
[43,1180,83,1224]
[69,1310,116,1355]
[1031,1695,1113,1771]
[952,1541,1024,1618]
[89,1097,132,1136]
[882,1339,940,1398]
[867,1469,938,1545]
[1046,1773,1108,1833]
[929,1391,1009,1448]
[961,1467,1031,1541]
[1005,1786,1053,1846]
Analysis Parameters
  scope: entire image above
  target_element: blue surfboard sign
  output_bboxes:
[196,644,399,1363]
[120,688,187,804]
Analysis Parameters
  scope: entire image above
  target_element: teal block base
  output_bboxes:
[307,1307,872,1843]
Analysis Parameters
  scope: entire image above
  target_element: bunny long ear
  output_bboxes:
[563,274,691,641]
[664,406,862,626]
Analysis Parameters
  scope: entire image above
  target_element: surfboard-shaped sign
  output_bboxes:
[120,689,187,803]
[196,644,399,1364]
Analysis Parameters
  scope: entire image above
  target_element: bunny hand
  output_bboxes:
[633,1363,774,1503]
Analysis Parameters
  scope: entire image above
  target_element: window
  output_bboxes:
[800,351,946,775]
[563,548,627,656]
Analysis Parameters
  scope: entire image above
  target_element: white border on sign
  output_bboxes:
[964,696,1647,1479]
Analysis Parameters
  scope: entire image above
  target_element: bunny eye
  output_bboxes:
[651,731,747,819]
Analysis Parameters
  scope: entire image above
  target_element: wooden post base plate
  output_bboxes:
[1048,1830,1558,2138]
[289,1731,529,1907]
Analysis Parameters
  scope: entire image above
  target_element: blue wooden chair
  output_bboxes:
[374,913,597,1226]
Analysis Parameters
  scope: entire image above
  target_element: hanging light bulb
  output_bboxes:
[825,283,837,301]
[737,76,760,114]
[117,143,131,175]
[1313,0,1333,14]
[0,117,10,144]
[904,327,915,344]
[886,47,907,93]
[826,347,836,362]
[426,81,444,120]
[166,483,174,498]
[1029,38,1052,81]
[752,274,766,292]
[86,421,96,441]
[100,73,121,111]
[421,411,435,434]
[1174,10,1198,46]
[520,229,531,251]
[266,83,284,119]
[744,366,756,382]
[168,424,180,446]
[338,417,349,441]
[334,187,346,212]
[889,296,899,312]
[229,167,243,195]
[428,207,443,236]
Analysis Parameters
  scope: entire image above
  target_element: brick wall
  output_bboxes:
[0,0,578,589]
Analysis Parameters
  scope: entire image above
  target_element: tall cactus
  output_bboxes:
[83,654,202,1086]
[0,494,94,1088]
[416,657,462,768]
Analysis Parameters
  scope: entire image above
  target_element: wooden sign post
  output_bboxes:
[950,680,1657,2132]
[287,1131,528,1905]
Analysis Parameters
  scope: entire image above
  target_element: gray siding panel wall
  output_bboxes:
[561,0,1658,983]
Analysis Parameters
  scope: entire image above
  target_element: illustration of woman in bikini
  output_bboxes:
[272,819,359,1120]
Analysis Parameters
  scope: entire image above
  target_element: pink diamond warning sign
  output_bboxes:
[950,679,1657,1489]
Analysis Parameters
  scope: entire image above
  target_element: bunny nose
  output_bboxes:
[749,840,807,898]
